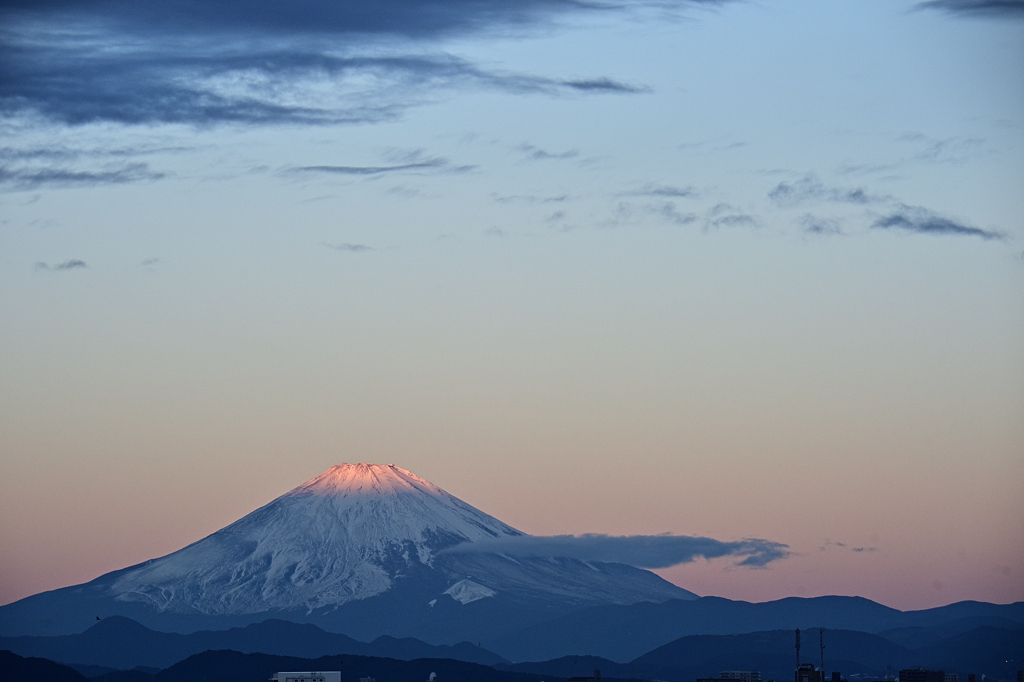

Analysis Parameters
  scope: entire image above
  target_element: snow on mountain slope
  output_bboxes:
[110,464,524,614]
[443,579,497,604]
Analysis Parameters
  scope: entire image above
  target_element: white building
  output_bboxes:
[721,671,762,682]
[271,672,341,682]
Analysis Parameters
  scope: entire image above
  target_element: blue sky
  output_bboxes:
[1,0,1022,610]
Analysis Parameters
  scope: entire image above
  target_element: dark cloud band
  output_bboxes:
[0,0,590,41]
[916,0,1024,16]
[0,0,676,127]
[0,44,646,126]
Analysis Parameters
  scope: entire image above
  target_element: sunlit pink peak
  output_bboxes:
[290,463,445,497]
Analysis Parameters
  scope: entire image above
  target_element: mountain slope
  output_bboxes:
[0,464,693,639]
[108,464,525,615]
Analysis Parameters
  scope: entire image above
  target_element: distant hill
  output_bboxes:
[628,629,908,681]
[497,627,1024,682]
[1,649,561,682]
[1,650,89,682]
[0,616,508,670]
[487,597,1024,662]
[6,625,1021,682]
[145,650,547,682]
[909,626,1024,675]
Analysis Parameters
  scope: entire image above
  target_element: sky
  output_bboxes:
[1,0,1022,612]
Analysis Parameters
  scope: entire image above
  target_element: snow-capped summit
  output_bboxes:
[109,464,523,614]
[298,463,450,495]
[0,464,695,640]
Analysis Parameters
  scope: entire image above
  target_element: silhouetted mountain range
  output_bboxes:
[0,616,507,670]
[0,649,594,682]
[3,623,1021,682]
[497,626,1023,680]
[4,598,1023,671]
[0,650,89,682]
[489,596,1024,661]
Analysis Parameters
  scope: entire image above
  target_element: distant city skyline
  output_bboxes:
[1,0,1022,612]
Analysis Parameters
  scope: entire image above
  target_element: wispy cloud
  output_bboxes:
[658,203,698,225]
[35,260,88,271]
[325,242,373,252]
[0,163,164,190]
[625,184,698,198]
[820,539,879,554]
[608,200,697,227]
[916,0,1024,16]
[769,175,880,207]
[900,134,986,165]
[441,533,791,568]
[705,203,758,230]
[561,78,647,93]
[491,193,570,204]
[0,144,193,162]
[837,135,987,177]
[871,205,1004,240]
[801,214,843,236]
[518,144,580,161]
[289,161,455,176]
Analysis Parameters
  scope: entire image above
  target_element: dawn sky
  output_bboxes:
[1,0,1022,612]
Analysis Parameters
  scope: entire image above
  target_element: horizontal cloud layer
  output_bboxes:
[0,0,588,40]
[441,533,791,568]
[0,0,685,127]
[0,42,644,126]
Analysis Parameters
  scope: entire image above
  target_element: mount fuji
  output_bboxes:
[0,464,694,642]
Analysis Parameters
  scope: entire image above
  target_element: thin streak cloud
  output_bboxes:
[325,243,373,252]
[0,164,164,190]
[625,184,698,198]
[35,260,87,271]
[519,144,580,161]
[289,161,453,177]
[561,78,647,93]
[440,533,792,568]
[872,206,1004,240]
